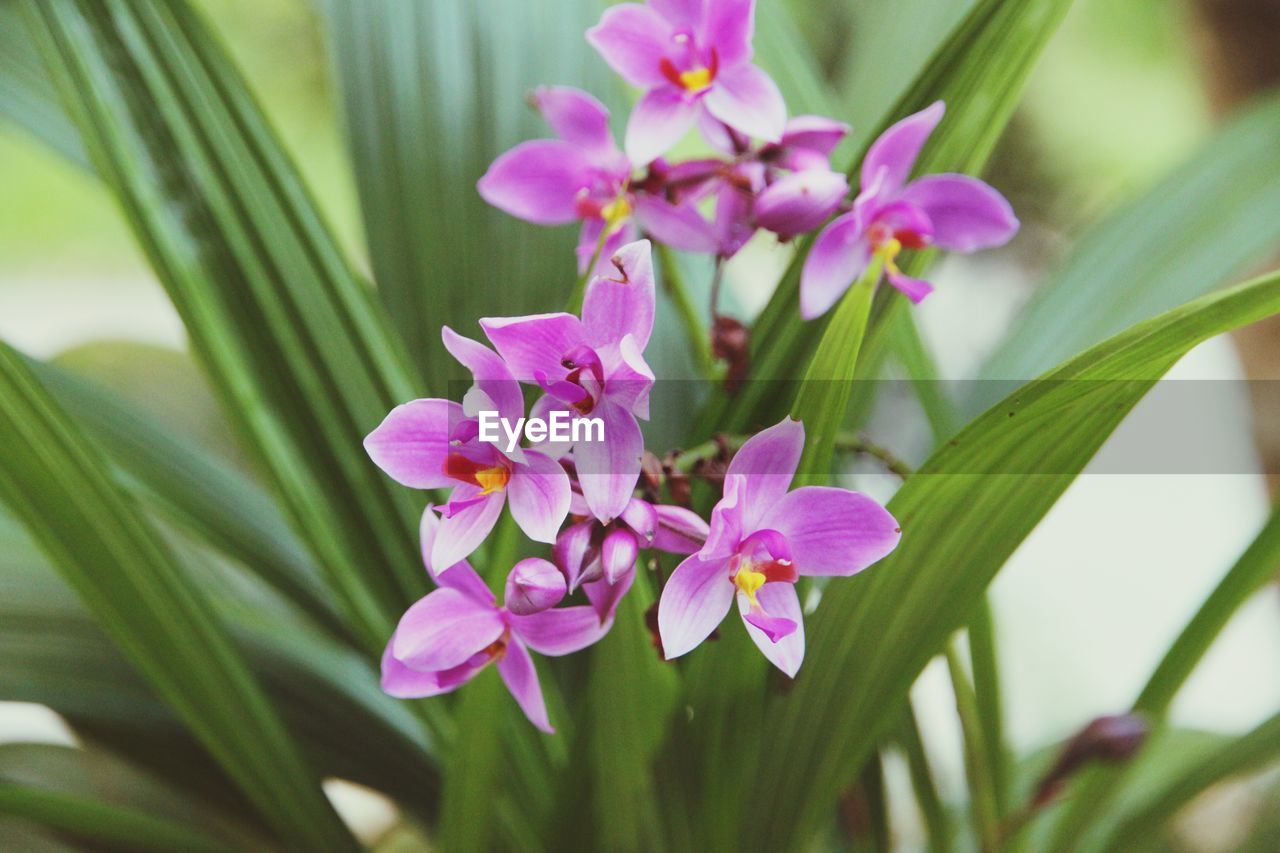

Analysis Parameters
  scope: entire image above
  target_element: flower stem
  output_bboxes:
[567,226,611,313]
[654,243,717,379]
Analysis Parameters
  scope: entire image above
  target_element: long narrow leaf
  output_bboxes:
[24,0,427,652]
[747,268,1280,850]
[0,343,356,848]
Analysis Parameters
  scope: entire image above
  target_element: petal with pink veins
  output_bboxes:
[780,115,850,157]
[419,510,495,597]
[532,86,617,157]
[703,63,786,143]
[764,486,901,576]
[702,0,755,67]
[431,489,505,570]
[658,554,734,659]
[601,526,640,583]
[800,211,871,320]
[480,312,586,382]
[381,638,483,698]
[899,173,1019,252]
[574,399,643,523]
[510,605,612,656]
[625,87,700,165]
[497,639,554,733]
[583,239,656,350]
[508,450,571,544]
[632,193,719,253]
[553,519,597,590]
[391,588,505,671]
[586,3,674,88]
[725,416,804,529]
[477,140,596,224]
[584,568,634,624]
[654,504,710,554]
[860,100,944,197]
[364,398,463,489]
[504,558,567,615]
[441,327,525,424]
[738,583,805,677]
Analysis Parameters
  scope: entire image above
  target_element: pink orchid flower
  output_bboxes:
[587,0,786,165]
[478,86,719,275]
[657,417,900,676]
[481,240,656,523]
[364,327,570,571]
[801,101,1020,318]
[555,492,709,622]
[382,513,610,733]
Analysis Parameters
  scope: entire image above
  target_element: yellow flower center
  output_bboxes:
[600,195,632,234]
[733,565,767,607]
[679,66,713,92]
[877,236,904,276]
[475,466,511,495]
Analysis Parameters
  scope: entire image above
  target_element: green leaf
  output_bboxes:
[694,0,1071,439]
[319,0,616,387]
[896,703,956,852]
[0,508,440,822]
[979,90,1280,392]
[968,599,1011,820]
[0,1,87,167]
[745,267,1280,850]
[0,743,270,850]
[1041,503,1280,850]
[0,343,356,849]
[23,0,427,652]
[27,356,349,642]
[1097,712,1280,853]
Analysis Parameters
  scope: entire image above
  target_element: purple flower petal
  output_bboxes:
[532,86,617,157]
[601,526,640,584]
[497,639,554,733]
[441,327,525,424]
[899,173,1019,252]
[577,218,634,276]
[584,568,634,624]
[725,416,804,529]
[632,193,720,253]
[887,269,935,303]
[703,63,786,143]
[620,498,659,545]
[477,140,595,224]
[651,0,704,28]
[780,115,850,157]
[586,3,672,89]
[574,399,643,523]
[607,334,656,419]
[658,554,734,659]
[510,604,611,655]
[480,312,586,382]
[504,557,567,615]
[391,587,505,671]
[653,504,710,554]
[702,0,755,67]
[431,489,505,570]
[738,583,804,676]
[553,518,597,590]
[714,166,759,257]
[625,87,700,165]
[754,169,849,238]
[800,211,871,320]
[697,108,737,153]
[419,510,495,596]
[364,398,462,489]
[702,473,745,559]
[860,100,944,196]
[583,239,656,351]
[763,486,901,576]
[380,635,484,698]
[508,450,571,544]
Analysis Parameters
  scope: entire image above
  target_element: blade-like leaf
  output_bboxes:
[1097,712,1280,853]
[0,1,87,166]
[747,268,1280,850]
[23,0,427,652]
[1041,503,1280,851]
[320,0,616,387]
[0,343,356,849]
[694,0,1071,439]
[979,90,1280,393]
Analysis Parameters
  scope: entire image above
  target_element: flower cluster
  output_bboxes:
[366,0,1019,731]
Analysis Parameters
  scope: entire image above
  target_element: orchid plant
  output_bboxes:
[5,0,1280,850]
[375,0,1016,730]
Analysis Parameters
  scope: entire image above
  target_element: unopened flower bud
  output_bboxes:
[505,558,567,615]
